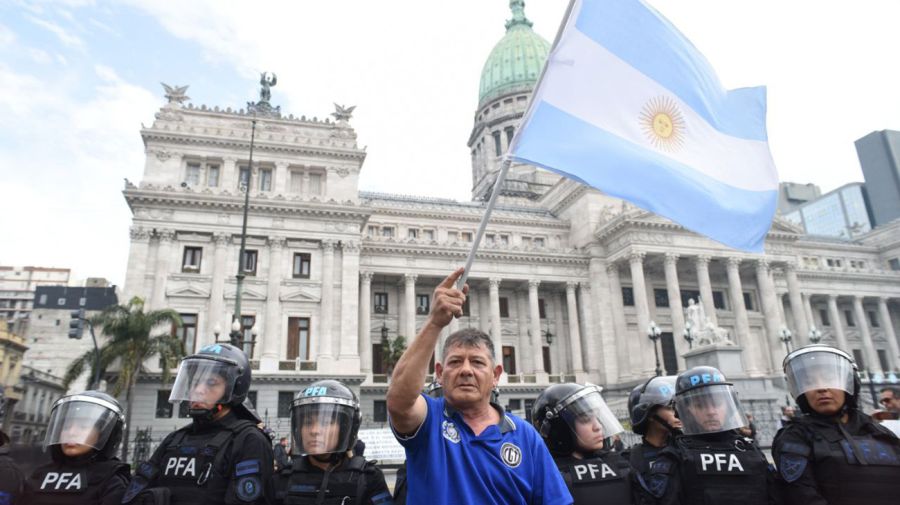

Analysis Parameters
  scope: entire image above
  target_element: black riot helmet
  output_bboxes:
[533,383,623,456]
[169,343,252,422]
[291,380,361,459]
[674,366,747,436]
[44,390,125,461]
[783,344,860,415]
[629,375,678,435]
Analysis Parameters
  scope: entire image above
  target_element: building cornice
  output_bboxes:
[362,240,589,266]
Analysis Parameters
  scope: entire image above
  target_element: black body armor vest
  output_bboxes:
[28,459,128,505]
[675,433,769,505]
[556,451,633,505]
[276,456,372,505]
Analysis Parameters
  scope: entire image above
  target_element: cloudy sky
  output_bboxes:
[2,0,899,287]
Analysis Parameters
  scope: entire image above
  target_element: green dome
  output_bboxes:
[478,1,551,108]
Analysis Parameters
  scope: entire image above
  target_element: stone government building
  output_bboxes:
[122,2,900,448]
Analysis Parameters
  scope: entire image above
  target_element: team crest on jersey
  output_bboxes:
[501,442,522,468]
[442,420,460,443]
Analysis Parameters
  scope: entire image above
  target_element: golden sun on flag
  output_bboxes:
[640,96,686,152]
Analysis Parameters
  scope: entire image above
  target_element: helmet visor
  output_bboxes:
[168,358,237,405]
[641,376,678,407]
[559,387,624,449]
[675,384,746,435]
[44,398,119,451]
[785,350,855,399]
[291,401,355,456]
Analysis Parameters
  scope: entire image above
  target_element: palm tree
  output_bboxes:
[64,296,184,461]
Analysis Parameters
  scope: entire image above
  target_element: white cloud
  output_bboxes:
[0,23,15,46]
[26,14,85,49]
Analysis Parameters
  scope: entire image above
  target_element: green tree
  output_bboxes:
[382,334,407,376]
[64,296,184,461]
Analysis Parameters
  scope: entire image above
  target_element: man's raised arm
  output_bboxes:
[387,267,468,434]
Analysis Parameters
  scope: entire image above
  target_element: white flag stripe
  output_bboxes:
[533,27,778,193]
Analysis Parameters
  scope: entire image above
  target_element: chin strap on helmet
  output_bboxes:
[189,404,224,424]
[650,412,680,434]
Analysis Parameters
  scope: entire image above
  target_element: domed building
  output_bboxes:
[119,0,900,454]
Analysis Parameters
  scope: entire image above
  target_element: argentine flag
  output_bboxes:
[508,0,778,252]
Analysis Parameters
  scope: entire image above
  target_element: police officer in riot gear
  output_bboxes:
[533,383,635,504]
[122,343,273,505]
[627,376,682,492]
[773,344,900,505]
[0,390,26,505]
[649,366,775,505]
[24,390,131,505]
[273,380,392,505]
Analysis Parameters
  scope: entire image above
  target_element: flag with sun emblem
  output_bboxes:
[508,0,778,252]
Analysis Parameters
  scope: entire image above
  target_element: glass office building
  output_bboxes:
[783,183,874,239]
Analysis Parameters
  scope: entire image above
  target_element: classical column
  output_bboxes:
[124,227,151,301]
[566,282,585,374]
[151,229,175,310]
[726,257,759,373]
[489,278,503,366]
[260,237,285,371]
[317,240,335,364]
[589,257,616,382]
[516,289,531,374]
[274,161,289,194]
[404,273,417,341]
[785,262,810,345]
[528,280,545,375]
[877,297,900,372]
[608,263,635,380]
[694,255,718,326]
[478,287,491,334]
[339,241,361,369]
[552,291,568,374]
[755,259,781,372]
[578,283,596,377]
[663,253,687,371]
[359,271,373,374]
[827,295,849,351]
[630,251,653,375]
[203,233,229,350]
[853,296,882,375]
[221,156,237,191]
[803,294,816,337]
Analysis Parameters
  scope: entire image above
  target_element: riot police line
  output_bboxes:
[1,340,898,504]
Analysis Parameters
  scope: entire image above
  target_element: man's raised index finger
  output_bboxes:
[438,267,466,289]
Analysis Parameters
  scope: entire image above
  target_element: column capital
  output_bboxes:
[664,252,680,266]
[578,282,591,293]
[341,240,361,253]
[223,156,238,164]
[606,263,620,275]
[827,293,839,302]
[212,232,230,246]
[528,279,541,290]
[695,254,712,267]
[129,226,151,242]
[755,258,770,271]
[877,295,890,304]
[629,251,646,265]
[321,239,335,253]
[785,260,798,272]
[566,280,579,291]
[404,273,418,284]
[156,229,176,242]
[726,257,742,269]
[360,271,374,282]
[274,161,289,169]
[268,236,286,249]
[489,278,502,289]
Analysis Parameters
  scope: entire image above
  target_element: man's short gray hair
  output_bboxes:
[442,328,495,362]
[880,386,900,397]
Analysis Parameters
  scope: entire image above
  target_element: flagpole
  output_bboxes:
[457,157,511,289]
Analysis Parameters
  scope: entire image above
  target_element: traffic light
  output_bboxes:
[68,309,85,339]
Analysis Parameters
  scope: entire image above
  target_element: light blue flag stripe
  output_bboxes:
[511,102,777,252]
[574,0,769,141]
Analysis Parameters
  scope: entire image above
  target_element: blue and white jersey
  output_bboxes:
[393,395,572,505]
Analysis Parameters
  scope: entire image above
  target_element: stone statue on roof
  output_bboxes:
[161,83,189,106]
[332,103,356,124]
[259,72,277,103]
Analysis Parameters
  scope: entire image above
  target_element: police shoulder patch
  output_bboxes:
[121,477,148,504]
[779,453,807,483]
[236,475,262,502]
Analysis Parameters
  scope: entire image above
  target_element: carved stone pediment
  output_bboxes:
[224,287,266,301]
[167,285,210,298]
[280,288,321,303]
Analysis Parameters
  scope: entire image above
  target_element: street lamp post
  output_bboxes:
[780,327,793,355]
[808,326,823,344]
[683,320,694,349]
[648,320,663,377]
[230,118,257,348]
